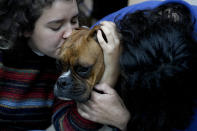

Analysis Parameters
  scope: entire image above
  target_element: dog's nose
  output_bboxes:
[56,75,74,89]
[57,77,67,87]
[56,70,73,88]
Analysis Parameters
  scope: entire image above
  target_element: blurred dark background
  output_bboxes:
[78,0,128,26]
[91,0,127,20]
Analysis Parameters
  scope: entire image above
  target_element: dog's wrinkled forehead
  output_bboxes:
[63,27,90,48]
[59,26,102,67]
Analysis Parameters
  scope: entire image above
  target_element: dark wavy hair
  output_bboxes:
[0,0,78,50]
[115,3,197,131]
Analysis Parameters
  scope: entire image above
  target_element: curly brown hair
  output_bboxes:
[0,0,78,50]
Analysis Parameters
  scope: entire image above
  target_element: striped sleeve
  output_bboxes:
[52,99,102,131]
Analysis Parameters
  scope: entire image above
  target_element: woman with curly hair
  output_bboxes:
[0,0,122,130]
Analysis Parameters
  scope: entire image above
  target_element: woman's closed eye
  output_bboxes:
[48,22,62,31]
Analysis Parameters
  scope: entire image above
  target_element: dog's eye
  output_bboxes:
[74,65,92,78]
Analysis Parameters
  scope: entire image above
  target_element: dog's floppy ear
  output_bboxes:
[86,25,100,41]
[86,25,108,43]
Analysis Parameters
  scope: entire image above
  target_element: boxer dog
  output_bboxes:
[54,26,106,102]
[54,3,197,131]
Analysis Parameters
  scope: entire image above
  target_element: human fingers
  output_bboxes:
[97,30,107,50]
[93,84,125,108]
[100,21,120,45]
[77,101,94,120]
[94,83,116,95]
[90,86,131,129]
[77,99,105,123]
[97,21,120,52]
[100,21,116,35]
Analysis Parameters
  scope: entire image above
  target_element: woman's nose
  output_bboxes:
[62,26,73,39]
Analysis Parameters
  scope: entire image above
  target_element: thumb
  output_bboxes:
[94,83,115,94]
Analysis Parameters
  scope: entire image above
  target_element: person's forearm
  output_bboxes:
[100,64,119,87]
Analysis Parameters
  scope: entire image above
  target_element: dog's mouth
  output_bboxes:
[57,96,72,101]
[54,81,91,102]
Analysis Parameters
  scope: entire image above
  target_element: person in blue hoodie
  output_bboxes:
[77,0,197,131]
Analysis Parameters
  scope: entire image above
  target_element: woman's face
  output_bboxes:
[28,0,79,59]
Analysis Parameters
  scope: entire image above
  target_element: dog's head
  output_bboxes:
[54,26,105,102]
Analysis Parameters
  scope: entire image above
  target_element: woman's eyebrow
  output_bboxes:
[47,13,79,25]
[47,19,64,24]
